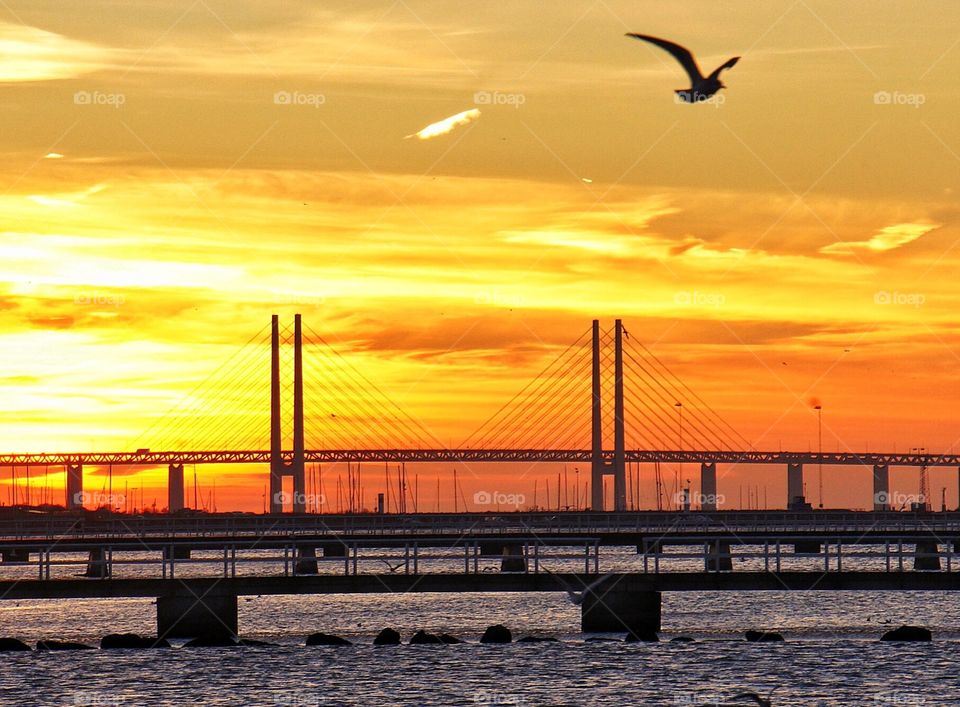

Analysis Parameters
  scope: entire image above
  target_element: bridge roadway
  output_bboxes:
[2,448,959,466]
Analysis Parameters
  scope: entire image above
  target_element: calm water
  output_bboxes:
[0,589,954,706]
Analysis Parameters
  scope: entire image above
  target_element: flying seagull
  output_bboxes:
[544,568,612,605]
[626,33,739,102]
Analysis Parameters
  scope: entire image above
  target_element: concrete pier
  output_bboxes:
[83,548,110,578]
[480,541,526,572]
[167,464,185,513]
[157,590,237,639]
[700,463,717,511]
[914,541,941,571]
[581,585,661,633]
[873,465,890,511]
[66,464,83,510]
[706,541,732,572]
[787,463,804,509]
[295,546,318,575]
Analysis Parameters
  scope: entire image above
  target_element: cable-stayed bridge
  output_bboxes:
[1,316,956,513]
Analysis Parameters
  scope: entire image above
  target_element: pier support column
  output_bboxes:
[700,463,717,511]
[914,541,941,571]
[83,548,110,578]
[581,586,661,634]
[787,463,804,509]
[321,543,346,558]
[162,546,191,560]
[706,540,732,572]
[167,464,185,513]
[500,544,527,573]
[793,541,821,554]
[295,545,318,575]
[66,464,83,510]
[1,549,29,563]
[157,591,237,639]
[873,465,890,511]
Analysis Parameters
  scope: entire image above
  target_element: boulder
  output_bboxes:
[409,630,444,645]
[438,634,462,644]
[881,625,932,642]
[0,638,31,651]
[517,636,559,643]
[745,630,784,642]
[306,632,352,647]
[625,630,660,643]
[36,640,94,651]
[373,628,401,646]
[479,624,512,644]
[101,633,170,649]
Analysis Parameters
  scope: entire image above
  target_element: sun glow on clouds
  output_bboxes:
[819,223,938,255]
[405,109,480,140]
[0,23,113,82]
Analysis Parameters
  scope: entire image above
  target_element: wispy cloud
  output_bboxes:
[0,22,115,82]
[405,109,480,140]
[819,222,938,255]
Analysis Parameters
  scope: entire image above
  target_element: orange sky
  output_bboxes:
[1,1,959,511]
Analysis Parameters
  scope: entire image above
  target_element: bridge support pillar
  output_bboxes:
[700,463,717,511]
[787,463,804,509]
[914,541,941,571]
[83,548,110,578]
[706,540,732,572]
[637,539,662,554]
[793,541,821,554]
[581,584,661,634]
[66,464,83,510]
[500,544,527,573]
[157,590,237,639]
[295,546,318,575]
[167,464,185,513]
[873,465,890,511]
[590,320,604,511]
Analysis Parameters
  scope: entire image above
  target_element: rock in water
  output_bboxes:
[36,640,94,651]
[101,633,170,649]
[881,625,932,642]
[0,638,31,651]
[438,634,462,644]
[409,630,444,645]
[670,637,695,643]
[373,628,401,645]
[625,630,660,643]
[517,636,559,643]
[306,632,352,646]
[745,630,784,642]
[479,625,512,644]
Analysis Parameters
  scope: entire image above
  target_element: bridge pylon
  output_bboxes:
[591,319,627,512]
[269,314,306,513]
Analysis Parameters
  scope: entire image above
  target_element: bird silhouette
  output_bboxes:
[626,33,739,102]
[378,559,405,573]
[544,568,613,605]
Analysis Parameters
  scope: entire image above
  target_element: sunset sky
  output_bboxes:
[1,1,959,511]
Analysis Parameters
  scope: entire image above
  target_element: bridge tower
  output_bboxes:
[591,319,627,512]
[269,314,306,513]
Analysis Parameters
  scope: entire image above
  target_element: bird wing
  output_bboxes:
[707,56,741,80]
[625,33,703,82]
